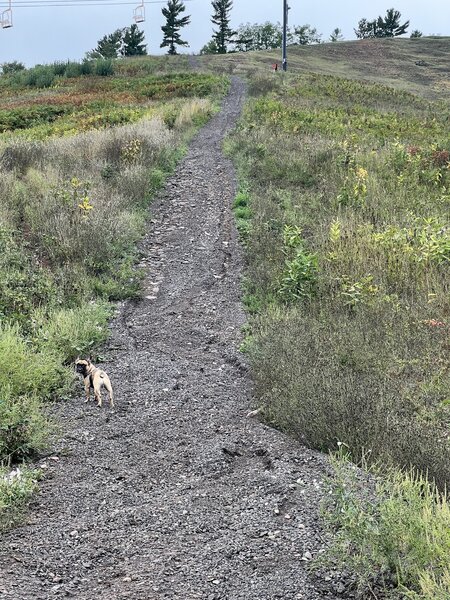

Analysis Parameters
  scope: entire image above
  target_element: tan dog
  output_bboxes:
[75,359,114,408]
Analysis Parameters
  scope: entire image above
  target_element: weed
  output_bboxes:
[324,452,450,598]
[0,466,41,531]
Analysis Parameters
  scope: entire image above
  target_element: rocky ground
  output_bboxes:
[0,77,351,600]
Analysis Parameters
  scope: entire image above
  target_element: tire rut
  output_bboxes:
[0,77,347,600]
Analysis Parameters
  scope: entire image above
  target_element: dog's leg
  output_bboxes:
[106,383,114,408]
[84,378,91,403]
[94,383,103,407]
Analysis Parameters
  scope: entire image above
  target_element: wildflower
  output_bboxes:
[423,319,446,328]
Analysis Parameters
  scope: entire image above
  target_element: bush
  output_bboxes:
[0,466,41,531]
[0,226,57,327]
[34,301,111,364]
[0,392,50,463]
[64,61,83,78]
[325,453,450,599]
[1,61,25,75]
[0,324,69,400]
[80,60,93,76]
[26,65,56,88]
[94,59,115,77]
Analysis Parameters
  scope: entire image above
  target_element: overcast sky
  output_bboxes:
[0,1,449,66]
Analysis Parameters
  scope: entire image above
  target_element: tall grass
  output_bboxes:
[0,467,41,531]
[0,59,115,89]
[0,93,219,477]
[229,69,450,598]
[228,72,450,486]
[325,452,450,599]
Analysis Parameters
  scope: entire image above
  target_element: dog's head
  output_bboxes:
[75,358,91,376]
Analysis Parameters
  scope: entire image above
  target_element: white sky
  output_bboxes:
[0,1,449,66]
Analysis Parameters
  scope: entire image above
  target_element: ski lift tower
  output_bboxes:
[133,0,145,23]
[1,0,13,28]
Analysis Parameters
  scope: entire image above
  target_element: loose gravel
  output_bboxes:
[0,77,350,600]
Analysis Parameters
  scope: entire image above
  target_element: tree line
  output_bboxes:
[2,1,422,73]
[87,2,420,59]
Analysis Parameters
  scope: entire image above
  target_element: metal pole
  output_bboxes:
[282,0,288,71]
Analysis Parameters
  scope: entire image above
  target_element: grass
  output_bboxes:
[0,58,228,523]
[0,466,41,531]
[225,39,450,598]
[198,37,450,100]
[227,70,450,486]
[324,451,450,599]
[0,67,227,140]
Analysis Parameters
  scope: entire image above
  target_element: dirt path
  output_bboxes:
[1,78,345,600]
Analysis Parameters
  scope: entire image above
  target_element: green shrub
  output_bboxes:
[0,392,50,463]
[0,324,69,400]
[94,59,115,77]
[0,466,41,531]
[325,452,450,599]
[30,66,55,88]
[64,61,82,78]
[51,61,67,76]
[278,226,318,301]
[80,60,93,76]
[34,301,111,363]
[1,61,25,75]
[0,226,57,327]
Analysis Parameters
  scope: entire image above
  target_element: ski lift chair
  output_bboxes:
[1,7,12,28]
[133,2,145,23]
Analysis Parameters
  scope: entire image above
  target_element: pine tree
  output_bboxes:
[122,24,147,56]
[211,0,235,54]
[376,8,409,37]
[87,29,123,59]
[330,27,344,42]
[355,9,409,39]
[160,0,191,55]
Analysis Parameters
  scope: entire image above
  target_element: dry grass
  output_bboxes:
[0,93,218,472]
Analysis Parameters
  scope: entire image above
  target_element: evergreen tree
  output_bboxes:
[200,39,219,54]
[291,24,322,45]
[87,29,123,59]
[122,24,147,56]
[330,27,344,42]
[376,8,409,37]
[354,18,377,39]
[355,9,409,39]
[410,29,423,38]
[211,0,235,54]
[160,0,191,55]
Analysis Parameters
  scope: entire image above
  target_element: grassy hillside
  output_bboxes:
[1,38,449,596]
[0,57,227,528]
[223,39,450,598]
[200,37,450,99]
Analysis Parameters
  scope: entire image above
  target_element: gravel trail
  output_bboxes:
[0,78,344,600]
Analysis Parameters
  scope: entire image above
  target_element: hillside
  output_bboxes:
[1,38,450,599]
[199,37,450,99]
